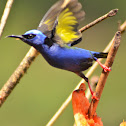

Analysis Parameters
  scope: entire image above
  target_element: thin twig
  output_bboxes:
[119,20,126,33]
[0,9,118,107]
[46,21,126,126]
[88,31,121,118]
[79,9,118,33]
[0,0,14,38]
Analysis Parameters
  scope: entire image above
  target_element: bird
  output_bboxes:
[8,0,111,98]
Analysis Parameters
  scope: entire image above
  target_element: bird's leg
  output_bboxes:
[94,58,111,72]
[76,72,98,100]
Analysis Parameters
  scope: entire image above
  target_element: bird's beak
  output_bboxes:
[7,34,32,46]
[7,35,23,40]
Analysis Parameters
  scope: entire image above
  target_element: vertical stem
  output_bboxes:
[88,31,121,118]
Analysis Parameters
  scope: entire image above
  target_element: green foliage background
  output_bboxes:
[0,0,126,125]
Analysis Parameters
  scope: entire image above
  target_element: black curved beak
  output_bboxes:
[7,35,23,39]
[7,35,32,46]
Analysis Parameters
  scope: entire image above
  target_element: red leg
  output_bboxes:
[96,59,111,72]
[87,80,99,100]
[76,72,99,100]
[87,80,94,96]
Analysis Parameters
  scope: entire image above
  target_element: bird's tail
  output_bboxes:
[93,52,108,58]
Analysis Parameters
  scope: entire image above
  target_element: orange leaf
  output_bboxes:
[72,83,103,126]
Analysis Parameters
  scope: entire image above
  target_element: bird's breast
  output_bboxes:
[40,44,93,72]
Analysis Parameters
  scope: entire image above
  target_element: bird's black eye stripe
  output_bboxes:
[22,34,36,39]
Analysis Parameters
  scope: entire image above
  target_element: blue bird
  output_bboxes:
[8,0,111,97]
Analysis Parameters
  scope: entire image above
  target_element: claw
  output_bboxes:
[91,93,99,100]
[96,59,111,72]
[102,65,111,72]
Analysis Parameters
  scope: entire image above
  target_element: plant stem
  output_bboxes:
[88,31,121,118]
[0,47,39,106]
[79,9,118,33]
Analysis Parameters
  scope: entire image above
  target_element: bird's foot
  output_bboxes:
[96,59,111,72]
[101,64,111,72]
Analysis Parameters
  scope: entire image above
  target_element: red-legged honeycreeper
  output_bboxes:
[8,0,111,98]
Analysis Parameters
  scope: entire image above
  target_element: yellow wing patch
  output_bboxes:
[56,8,79,43]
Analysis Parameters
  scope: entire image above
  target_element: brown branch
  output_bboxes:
[0,47,39,106]
[0,9,119,107]
[79,9,118,33]
[88,31,121,118]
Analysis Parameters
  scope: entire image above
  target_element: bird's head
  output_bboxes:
[8,29,47,47]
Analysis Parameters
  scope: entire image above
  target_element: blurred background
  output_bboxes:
[0,0,126,125]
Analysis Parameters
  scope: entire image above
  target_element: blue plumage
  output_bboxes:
[8,0,111,97]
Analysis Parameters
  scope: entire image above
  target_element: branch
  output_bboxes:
[0,0,14,38]
[88,31,121,118]
[0,47,39,106]
[79,9,118,33]
[119,20,126,33]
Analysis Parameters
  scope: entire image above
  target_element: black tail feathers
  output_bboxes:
[93,52,108,58]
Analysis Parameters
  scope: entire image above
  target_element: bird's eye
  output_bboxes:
[22,34,36,39]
